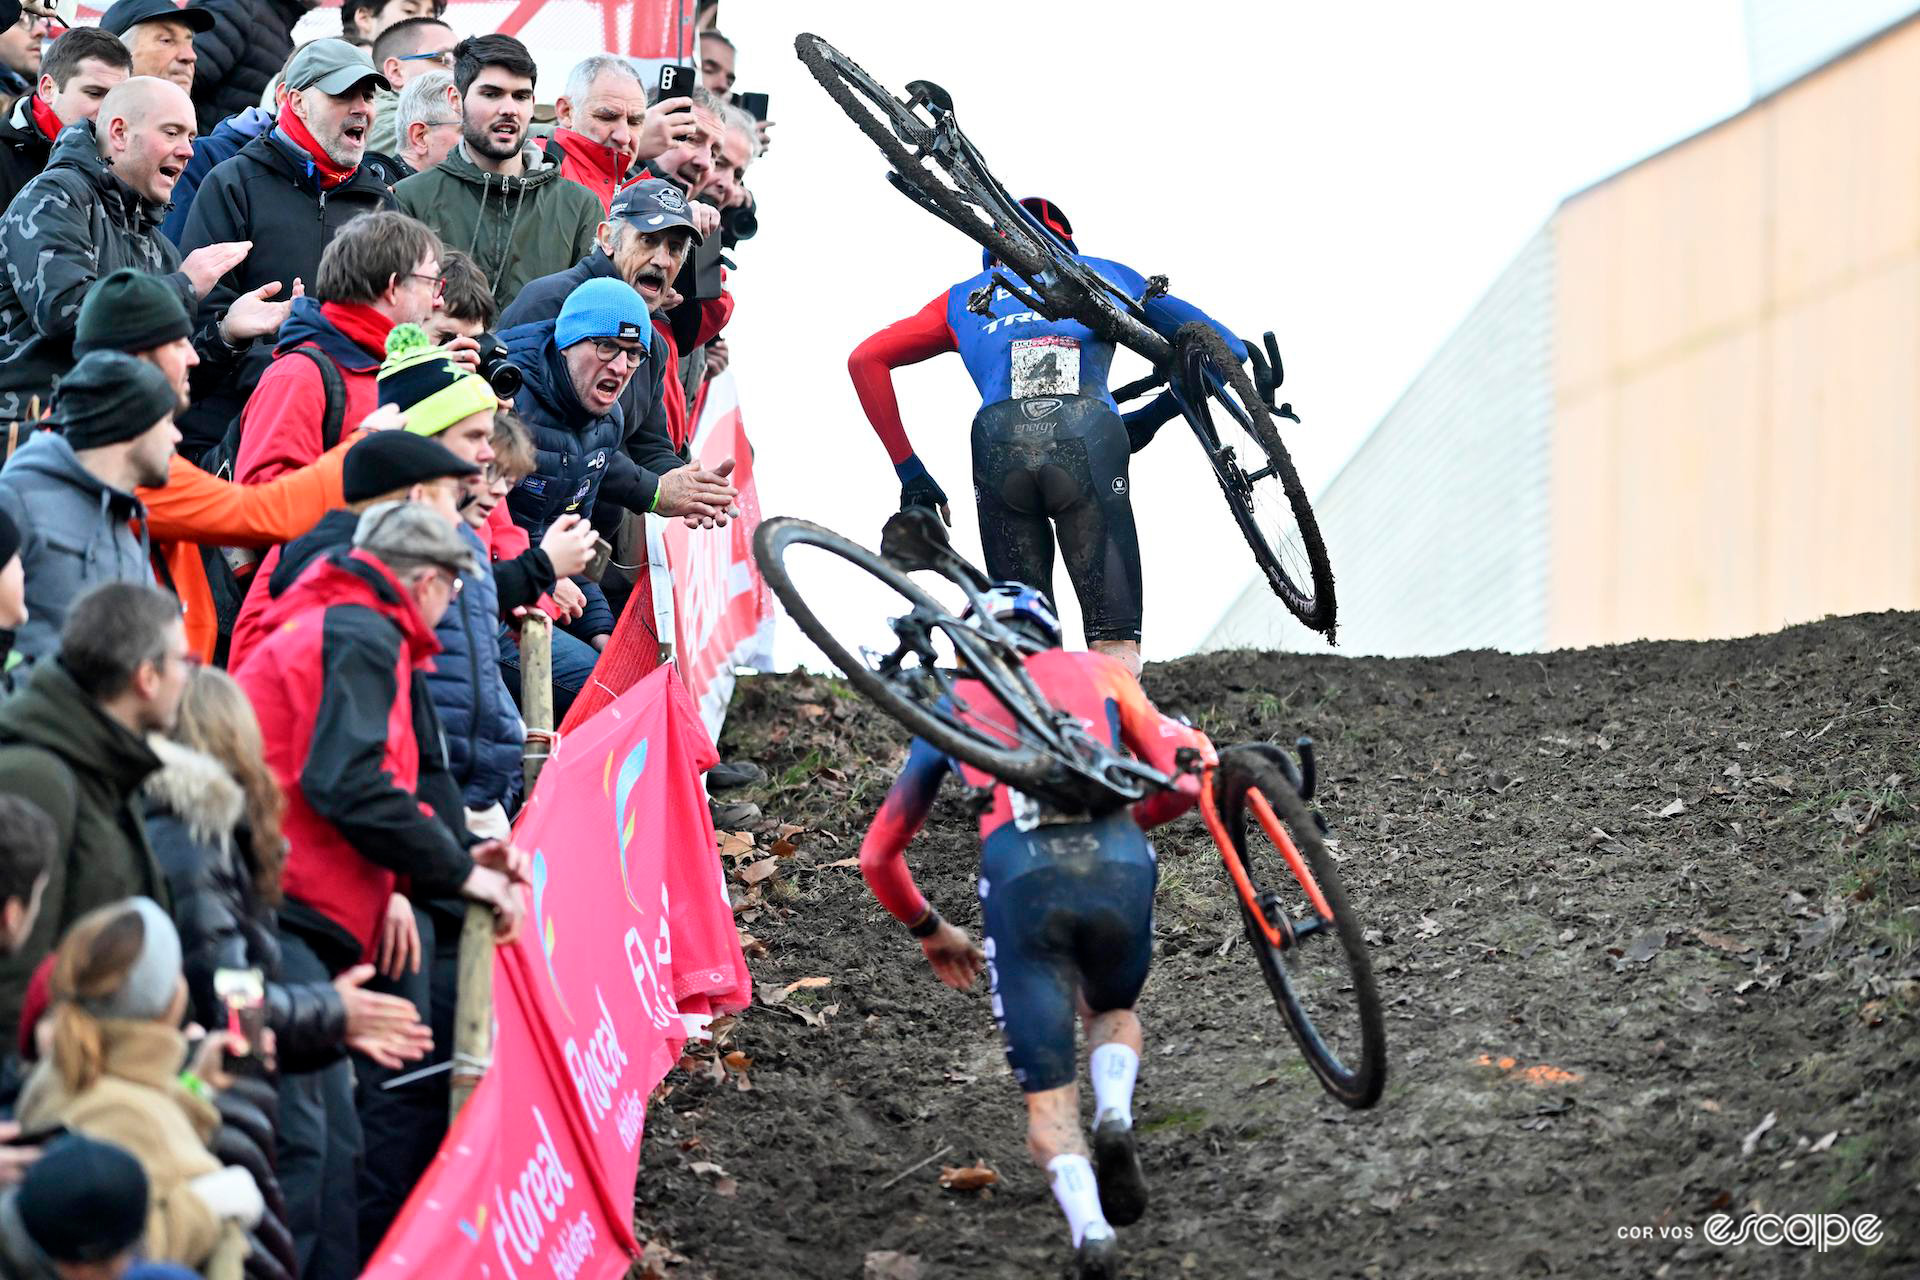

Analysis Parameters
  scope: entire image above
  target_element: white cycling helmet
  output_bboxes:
[964,581,1062,648]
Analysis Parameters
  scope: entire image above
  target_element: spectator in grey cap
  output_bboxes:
[0,351,178,664]
[175,38,396,454]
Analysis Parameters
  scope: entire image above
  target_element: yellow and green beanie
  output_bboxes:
[377,323,498,438]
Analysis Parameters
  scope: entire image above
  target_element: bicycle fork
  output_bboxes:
[1197,770,1335,953]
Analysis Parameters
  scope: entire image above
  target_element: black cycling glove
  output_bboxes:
[900,470,950,514]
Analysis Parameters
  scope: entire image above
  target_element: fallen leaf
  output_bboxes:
[1691,928,1753,955]
[1698,1098,1722,1113]
[1740,1110,1777,1157]
[723,1051,753,1072]
[795,704,828,720]
[1764,775,1795,793]
[737,932,768,958]
[780,976,832,998]
[718,831,756,858]
[1809,1130,1839,1153]
[740,858,781,885]
[1659,797,1687,818]
[1623,928,1669,964]
[1413,916,1442,938]
[777,823,806,840]
[689,1161,728,1178]
[713,1177,738,1197]
[1859,999,1887,1027]
[864,1251,922,1280]
[938,1161,999,1192]
[821,857,861,869]
[772,838,799,857]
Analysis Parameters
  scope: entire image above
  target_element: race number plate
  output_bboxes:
[1010,337,1080,398]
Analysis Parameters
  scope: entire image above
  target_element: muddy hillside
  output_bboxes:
[635,611,1918,1280]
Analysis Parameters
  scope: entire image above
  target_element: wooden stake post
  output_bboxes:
[450,612,554,1123]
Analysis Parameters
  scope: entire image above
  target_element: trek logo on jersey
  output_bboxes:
[982,310,1043,335]
[1021,398,1062,421]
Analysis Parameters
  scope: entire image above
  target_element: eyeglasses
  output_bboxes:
[429,567,464,596]
[398,50,455,66]
[589,338,644,366]
[406,272,446,301]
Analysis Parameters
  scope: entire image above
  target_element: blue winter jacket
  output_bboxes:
[499,320,621,639]
[424,524,525,809]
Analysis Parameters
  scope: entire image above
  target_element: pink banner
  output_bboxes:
[660,375,776,741]
[363,666,749,1278]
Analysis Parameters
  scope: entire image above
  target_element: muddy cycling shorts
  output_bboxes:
[978,808,1157,1092]
[969,395,1143,644]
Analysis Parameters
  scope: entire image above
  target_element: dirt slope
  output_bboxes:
[636,611,1918,1279]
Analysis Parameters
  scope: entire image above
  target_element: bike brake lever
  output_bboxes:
[1262,331,1284,388]
[1278,403,1300,424]
[1140,274,1169,303]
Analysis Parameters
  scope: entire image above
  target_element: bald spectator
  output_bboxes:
[0,26,131,211]
[98,0,211,91]
[364,14,452,158]
[0,77,281,421]
[544,53,647,211]
[387,65,457,179]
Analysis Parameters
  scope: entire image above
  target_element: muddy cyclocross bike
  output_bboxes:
[796,32,1339,638]
[754,509,1385,1106]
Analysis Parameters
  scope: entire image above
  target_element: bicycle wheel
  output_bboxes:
[1213,746,1385,1107]
[795,34,1167,363]
[753,517,1061,793]
[1178,323,1337,636]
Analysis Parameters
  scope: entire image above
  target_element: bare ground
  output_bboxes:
[635,611,1919,1279]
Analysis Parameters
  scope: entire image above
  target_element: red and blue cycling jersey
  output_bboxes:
[848,254,1245,470]
[857,648,1216,927]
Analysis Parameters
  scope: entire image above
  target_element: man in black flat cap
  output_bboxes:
[0,350,178,664]
[0,1133,149,1271]
[98,0,211,91]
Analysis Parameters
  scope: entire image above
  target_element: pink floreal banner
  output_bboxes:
[363,665,750,1279]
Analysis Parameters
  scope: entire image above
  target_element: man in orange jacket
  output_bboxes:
[72,267,401,660]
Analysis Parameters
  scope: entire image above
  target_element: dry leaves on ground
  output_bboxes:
[938,1161,999,1192]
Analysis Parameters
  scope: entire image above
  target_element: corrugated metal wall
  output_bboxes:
[1744,0,1918,97]
[1203,228,1555,656]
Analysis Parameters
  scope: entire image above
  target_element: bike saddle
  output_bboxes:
[880,507,953,570]
[904,79,954,115]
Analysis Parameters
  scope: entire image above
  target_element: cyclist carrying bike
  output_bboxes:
[847,197,1246,678]
[856,582,1216,1279]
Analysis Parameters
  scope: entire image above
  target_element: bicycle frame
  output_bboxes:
[1195,762,1335,952]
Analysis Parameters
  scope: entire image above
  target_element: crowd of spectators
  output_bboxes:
[0,0,770,1273]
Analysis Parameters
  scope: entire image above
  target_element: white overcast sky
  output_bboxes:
[507,1,1748,666]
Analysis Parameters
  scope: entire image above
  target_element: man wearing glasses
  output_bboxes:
[364,14,453,161]
[496,276,653,694]
[175,38,399,458]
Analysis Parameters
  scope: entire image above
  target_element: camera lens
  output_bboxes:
[484,359,523,397]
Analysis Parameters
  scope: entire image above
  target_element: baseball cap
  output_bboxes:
[609,178,704,245]
[284,37,391,95]
[99,0,213,36]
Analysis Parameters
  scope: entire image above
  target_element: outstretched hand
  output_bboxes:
[920,920,984,991]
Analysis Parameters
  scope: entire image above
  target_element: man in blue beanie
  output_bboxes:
[494,276,652,716]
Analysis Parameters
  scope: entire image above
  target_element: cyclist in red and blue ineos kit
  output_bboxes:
[847,198,1245,678]
[857,584,1216,1279]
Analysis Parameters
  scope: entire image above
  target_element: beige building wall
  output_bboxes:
[1548,17,1920,648]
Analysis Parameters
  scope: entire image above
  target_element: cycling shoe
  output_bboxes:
[1071,1229,1120,1280]
[1091,1117,1148,1226]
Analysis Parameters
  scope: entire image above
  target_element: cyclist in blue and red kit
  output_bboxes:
[857,583,1216,1280]
[847,197,1246,678]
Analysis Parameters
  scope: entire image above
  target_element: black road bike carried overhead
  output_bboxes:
[796,32,1339,638]
[754,509,1385,1105]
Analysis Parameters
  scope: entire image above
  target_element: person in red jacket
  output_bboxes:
[235,210,445,484]
[233,497,526,1277]
[858,583,1213,1280]
[545,54,649,211]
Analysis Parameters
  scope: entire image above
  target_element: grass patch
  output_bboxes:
[1820,1134,1878,1212]
[1138,1106,1208,1135]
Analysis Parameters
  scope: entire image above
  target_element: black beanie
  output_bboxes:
[342,430,480,504]
[74,268,193,357]
[17,1134,150,1262]
[0,507,19,568]
[51,351,180,450]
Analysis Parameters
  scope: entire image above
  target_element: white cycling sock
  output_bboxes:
[1090,1043,1139,1128]
[1047,1153,1113,1247]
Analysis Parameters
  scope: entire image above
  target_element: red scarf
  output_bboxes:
[278,110,358,190]
[320,300,395,359]
[28,94,62,144]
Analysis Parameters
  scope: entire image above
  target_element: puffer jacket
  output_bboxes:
[160,105,276,244]
[0,431,151,665]
[0,122,196,419]
[499,248,685,512]
[141,736,350,1074]
[15,1021,252,1279]
[424,523,524,810]
[189,0,307,136]
[500,319,619,638]
[393,140,601,310]
[175,129,395,456]
[0,657,168,1038]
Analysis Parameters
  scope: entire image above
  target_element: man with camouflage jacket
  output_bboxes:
[0,76,285,421]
